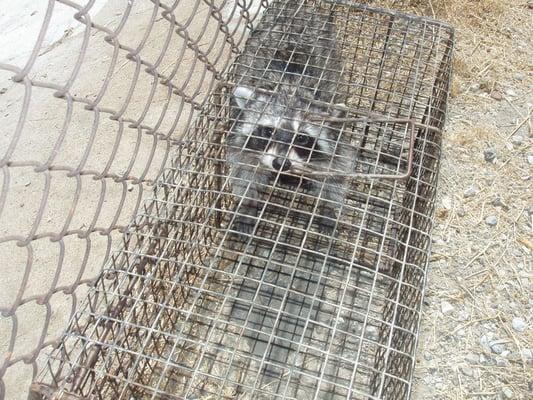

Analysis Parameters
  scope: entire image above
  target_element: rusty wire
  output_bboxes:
[0,1,453,399]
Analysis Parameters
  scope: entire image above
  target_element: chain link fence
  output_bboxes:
[0,1,453,399]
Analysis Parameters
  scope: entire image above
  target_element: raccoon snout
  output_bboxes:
[272,157,291,172]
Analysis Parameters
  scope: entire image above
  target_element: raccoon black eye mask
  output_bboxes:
[245,125,320,167]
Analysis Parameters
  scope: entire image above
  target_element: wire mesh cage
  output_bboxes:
[1,1,453,399]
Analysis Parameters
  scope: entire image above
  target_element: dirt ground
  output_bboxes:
[0,0,531,399]
[372,1,532,399]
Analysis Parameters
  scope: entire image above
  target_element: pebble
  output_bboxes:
[457,309,470,322]
[441,301,454,314]
[459,366,474,377]
[485,215,498,226]
[491,90,503,101]
[502,387,513,399]
[511,317,526,332]
[465,353,479,364]
[480,334,491,348]
[0,87,6,95]
[504,88,517,97]
[464,185,479,198]
[484,148,497,163]
[490,342,505,355]
[527,154,533,165]
[521,348,533,361]
[510,135,524,146]
[496,356,510,367]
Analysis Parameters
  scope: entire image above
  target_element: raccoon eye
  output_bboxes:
[255,126,273,138]
[295,134,310,145]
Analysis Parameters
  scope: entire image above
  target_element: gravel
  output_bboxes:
[441,301,455,314]
[490,342,506,355]
[376,1,533,399]
[510,135,524,146]
[484,147,497,162]
[511,317,526,332]
[491,90,503,101]
[460,366,475,377]
[485,215,498,226]
[463,185,479,198]
[465,353,479,364]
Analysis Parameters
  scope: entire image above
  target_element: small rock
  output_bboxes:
[458,309,470,321]
[484,148,497,163]
[464,185,479,198]
[456,206,466,217]
[479,354,488,364]
[24,181,31,187]
[511,317,526,332]
[496,356,510,367]
[502,387,513,399]
[511,135,524,146]
[527,154,533,165]
[485,215,498,226]
[504,88,517,97]
[480,334,491,348]
[460,366,474,377]
[491,90,503,101]
[441,301,454,314]
[521,349,533,361]
[465,353,479,364]
[442,196,453,210]
[514,73,525,81]
[0,87,7,95]
[490,342,505,355]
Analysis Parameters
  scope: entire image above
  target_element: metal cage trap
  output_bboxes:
[29,1,453,399]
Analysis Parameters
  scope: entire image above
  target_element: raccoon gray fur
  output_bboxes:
[227,1,351,236]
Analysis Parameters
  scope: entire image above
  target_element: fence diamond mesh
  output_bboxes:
[0,1,453,399]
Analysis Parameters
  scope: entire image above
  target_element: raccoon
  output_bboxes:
[227,2,351,236]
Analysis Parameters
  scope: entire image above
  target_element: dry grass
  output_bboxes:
[368,0,533,399]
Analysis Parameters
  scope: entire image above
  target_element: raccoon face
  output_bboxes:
[231,86,343,173]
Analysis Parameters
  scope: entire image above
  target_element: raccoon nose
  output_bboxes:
[272,157,291,172]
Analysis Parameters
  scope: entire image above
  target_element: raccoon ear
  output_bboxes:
[331,103,347,118]
[232,86,254,109]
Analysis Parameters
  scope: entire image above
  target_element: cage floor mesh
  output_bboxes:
[32,1,453,399]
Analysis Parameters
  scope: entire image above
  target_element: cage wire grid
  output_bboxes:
[0,0,453,399]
